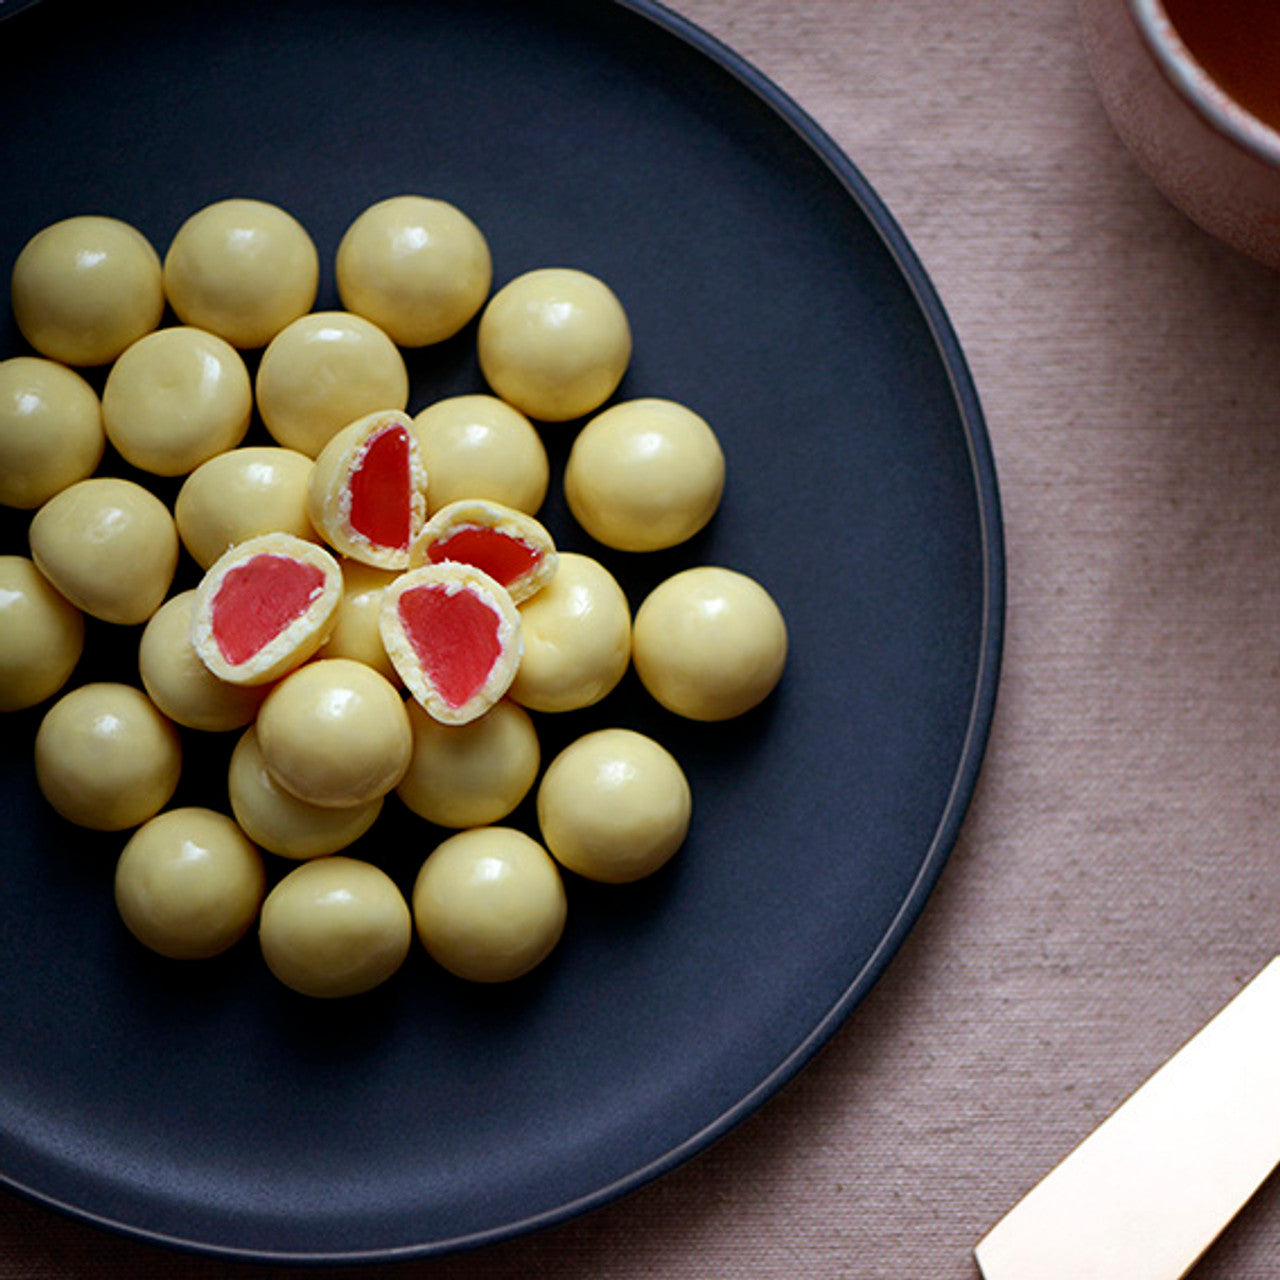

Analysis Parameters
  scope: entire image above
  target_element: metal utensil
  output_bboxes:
[975,956,1280,1280]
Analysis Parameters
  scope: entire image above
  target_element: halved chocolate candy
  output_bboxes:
[380,563,522,726]
[409,499,556,604]
[307,409,427,569]
[191,532,342,685]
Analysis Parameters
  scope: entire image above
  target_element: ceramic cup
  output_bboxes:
[1078,0,1280,268]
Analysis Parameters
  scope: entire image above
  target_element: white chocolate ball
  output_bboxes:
[175,446,317,571]
[162,199,319,348]
[11,215,164,366]
[102,326,252,476]
[565,398,725,551]
[508,552,630,713]
[190,532,343,688]
[396,697,539,828]
[255,311,409,458]
[305,409,426,570]
[259,856,412,998]
[0,357,104,509]
[139,590,267,731]
[318,559,400,683]
[336,195,492,346]
[29,477,179,625]
[537,729,691,883]
[632,567,787,721]
[115,808,266,960]
[0,555,83,711]
[379,561,524,726]
[411,395,548,516]
[35,682,181,830]
[412,827,566,983]
[256,658,412,808]
[477,268,631,422]
[228,725,382,860]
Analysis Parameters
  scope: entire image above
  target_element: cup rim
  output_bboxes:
[1129,0,1280,168]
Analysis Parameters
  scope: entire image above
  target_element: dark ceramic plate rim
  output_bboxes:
[0,0,1004,1263]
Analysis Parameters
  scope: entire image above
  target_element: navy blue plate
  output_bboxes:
[0,0,1003,1262]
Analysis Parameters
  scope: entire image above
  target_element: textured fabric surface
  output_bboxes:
[5,0,1280,1275]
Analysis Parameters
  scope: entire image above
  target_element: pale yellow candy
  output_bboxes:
[259,856,412,998]
[477,268,631,422]
[163,198,319,348]
[396,698,539,828]
[632,567,787,721]
[564,398,725,551]
[29,477,178,625]
[0,357,104,509]
[0,555,83,712]
[305,410,426,570]
[255,311,409,457]
[189,532,343,687]
[175,446,317,571]
[228,725,382,860]
[256,658,411,808]
[508,552,630,713]
[411,395,549,515]
[409,498,557,605]
[114,808,265,960]
[318,559,400,683]
[537,729,691,883]
[102,327,252,476]
[336,195,492,346]
[11,215,164,366]
[138,590,266,731]
[412,827,566,983]
[379,562,523,726]
[35,682,181,831]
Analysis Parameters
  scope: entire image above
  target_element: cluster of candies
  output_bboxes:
[0,196,787,999]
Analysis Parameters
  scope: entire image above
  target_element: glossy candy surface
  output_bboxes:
[228,725,383,860]
[397,697,539,829]
[102,326,252,476]
[477,268,631,422]
[412,827,566,983]
[175,447,318,571]
[255,658,412,808]
[507,552,630,713]
[564,398,725,551]
[29,478,178,625]
[138,590,267,732]
[10,215,163,366]
[0,555,84,712]
[34,682,181,831]
[114,808,266,960]
[255,311,409,457]
[259,857,412,998]
[0,357,103,509]
[632,566,787,721]
[336,195,492,346]
[411,394,549,515]
[537,729,691,883]
[163,198,319,348]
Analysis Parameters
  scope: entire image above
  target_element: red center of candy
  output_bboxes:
[349,426,412,551]
[426,526,540,587]
[212,555,325,665]
[398,584,502,709]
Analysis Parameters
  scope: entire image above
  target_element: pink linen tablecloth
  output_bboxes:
[4,0,1280,1275]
